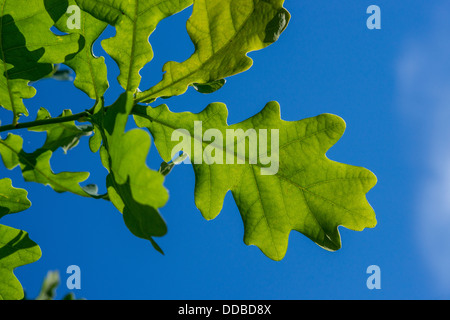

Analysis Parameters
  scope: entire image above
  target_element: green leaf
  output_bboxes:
[94,92,169,250]
[54,0,109,100]
[136,0,290,103]
[88,127,102,153]
[0,107,95,197]
[0,178,31,219]
[25,270,85,300]
[134,102,377,260]
[76,0,193,92]
[0,132,91,197]
[0,224,41,300]
[0,0,80,122]
[0,178,36,300]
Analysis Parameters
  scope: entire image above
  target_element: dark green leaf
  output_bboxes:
[30,108,93,154]
[0,133,91,197]
[54,0,109,100]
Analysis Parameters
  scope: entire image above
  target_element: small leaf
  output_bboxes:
[0,133,91,197]
[88,128,102,153]
[159,161,175,177]
[81,184,106,200]
[0,178,31,219]
[135,102,377,260]
[136,0,290,103]
[30,270,85,300]
[0,225,41,300]
[0,107,96,197]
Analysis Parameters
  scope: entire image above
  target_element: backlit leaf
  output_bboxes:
[0,131,91,197]
[136,0,290,103]
[134,102,377,260]
[0,225,41,300]
[0,178,31,219]
[93,92,169,250]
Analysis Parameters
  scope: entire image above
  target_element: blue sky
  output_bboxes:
[1,0,450,299]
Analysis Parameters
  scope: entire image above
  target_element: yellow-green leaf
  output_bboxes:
[0,178,31,219]
[136,0,290,103]
[0,132,91,197]
[0,225,41,300]
[0,0,80,122]
[134,101,377,260]
[94,92,169,251]
[76,0,193,92]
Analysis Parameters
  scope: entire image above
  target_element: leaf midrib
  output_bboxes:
[126,0,139,92]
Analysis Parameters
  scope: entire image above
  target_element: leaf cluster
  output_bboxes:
[0,0,377,299]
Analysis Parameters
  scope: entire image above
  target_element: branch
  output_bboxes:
[0,110,91,133]
[0,101,145,134]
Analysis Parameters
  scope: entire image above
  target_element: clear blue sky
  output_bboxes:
[1,0,450,299]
